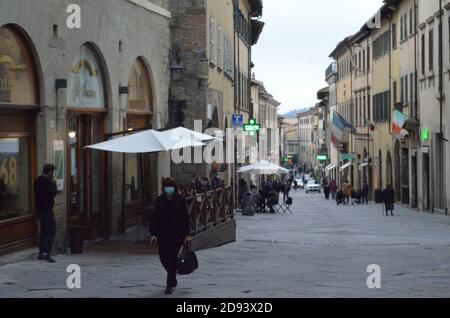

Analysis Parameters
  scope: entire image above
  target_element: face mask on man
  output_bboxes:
[164,187,176,196]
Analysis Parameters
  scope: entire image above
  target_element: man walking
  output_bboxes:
[382,184,396,216]
[34,164,58,263]
[361,182,369,205]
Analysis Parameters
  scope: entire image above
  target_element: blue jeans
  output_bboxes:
[38,211,56,255]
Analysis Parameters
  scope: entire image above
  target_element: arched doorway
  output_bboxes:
[378,149,383,190]
[386,151,393,187]
[67,43,108,240]
[124,57,156,228]
[395,141,401,201]
[0,25,40,253]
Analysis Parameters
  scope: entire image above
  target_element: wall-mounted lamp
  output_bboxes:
[69,131,76,139]
[170,63,183,81]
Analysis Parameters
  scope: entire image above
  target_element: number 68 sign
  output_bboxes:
[0,157,18,188]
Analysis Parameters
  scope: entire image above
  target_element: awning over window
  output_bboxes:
[340,162,352,172]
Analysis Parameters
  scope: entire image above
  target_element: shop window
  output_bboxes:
[127,58,153,113]
[0,138,31,221]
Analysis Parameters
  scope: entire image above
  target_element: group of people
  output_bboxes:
[239,176,294,214]
[331,180,370,206]
[191,174,225,194]
[322,178,396,215]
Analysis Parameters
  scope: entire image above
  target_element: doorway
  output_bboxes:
[423,153,430,211]
[67,113,105,240]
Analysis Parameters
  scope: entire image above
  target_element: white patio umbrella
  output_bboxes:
[237,160,290,175]
[86,127,214,154]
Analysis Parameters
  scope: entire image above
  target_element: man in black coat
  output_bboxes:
[34,164,58,263]
[361,182,369,205]
[382,184,396,216]
[150,178,192,295]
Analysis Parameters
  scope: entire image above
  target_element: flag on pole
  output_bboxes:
[331,112,345,147]
[392,110,408,135]
[336,112,357,133]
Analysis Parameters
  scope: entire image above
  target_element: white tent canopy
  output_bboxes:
[86,127,216,154]
[237,160,290,175]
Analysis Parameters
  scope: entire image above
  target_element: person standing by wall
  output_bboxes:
[34,164,58,263]
[150,178,192,295]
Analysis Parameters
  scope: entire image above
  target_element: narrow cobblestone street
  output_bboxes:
[1,190,450,298]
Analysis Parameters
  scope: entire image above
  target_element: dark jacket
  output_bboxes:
[382,188,395,204]
[34,175,57,214]
[361,184,369,196]
[150,195,190,239]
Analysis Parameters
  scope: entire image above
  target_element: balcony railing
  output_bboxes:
[186,187,234,236]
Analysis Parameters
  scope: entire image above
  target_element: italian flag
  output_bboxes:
[392,110,408,135]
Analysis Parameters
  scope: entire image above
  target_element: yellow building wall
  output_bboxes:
[371,19,394,191]
[207,0,235,125]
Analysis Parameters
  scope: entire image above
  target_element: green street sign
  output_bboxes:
[244,118,260,136]
[317,155,328,161]
[340,153,356,161]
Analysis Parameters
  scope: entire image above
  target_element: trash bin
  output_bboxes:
[69,225,87,254]
[375,189,383,204]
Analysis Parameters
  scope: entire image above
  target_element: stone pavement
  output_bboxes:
[1,190,450,298]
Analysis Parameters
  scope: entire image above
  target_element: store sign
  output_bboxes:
[232,114,244,129]
[243,118,260,136]
[340,153,356,161]
[54,140,65,191]
[421,127,429,142]
[0,139,19,193]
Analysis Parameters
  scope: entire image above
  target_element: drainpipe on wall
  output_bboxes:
[389,15,393,135]
[414,0,419,121]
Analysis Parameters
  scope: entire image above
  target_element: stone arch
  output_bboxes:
[67,42,110,109]
[0,24,43,106]
[386,151,393,187]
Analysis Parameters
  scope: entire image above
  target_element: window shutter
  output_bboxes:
[217,26,223,69]
[209,18,216,65]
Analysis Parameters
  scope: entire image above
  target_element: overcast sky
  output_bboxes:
[252,0,384,114]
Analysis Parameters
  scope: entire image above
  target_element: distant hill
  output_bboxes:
[281,108,310,118]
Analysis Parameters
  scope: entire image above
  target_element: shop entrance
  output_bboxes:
[67,113,105,240]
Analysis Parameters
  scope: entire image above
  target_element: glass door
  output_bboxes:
[67,113,105,240]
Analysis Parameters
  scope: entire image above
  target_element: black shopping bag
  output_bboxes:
[177,242,198,275]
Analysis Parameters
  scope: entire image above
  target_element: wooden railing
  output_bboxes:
[186,186,234,236]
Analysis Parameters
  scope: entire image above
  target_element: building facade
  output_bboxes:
[325,0,449,215]
[0,0,171,255]
[169,0,264,186]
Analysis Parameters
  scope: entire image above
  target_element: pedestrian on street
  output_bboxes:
[283,178,291,202]
[150,178,192,295]
[34,164,58,263]
[330,180,337,200]
[323,179,331,200]
[341,181,352,205]
[361,182,369,205]
[382,184,396,216]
